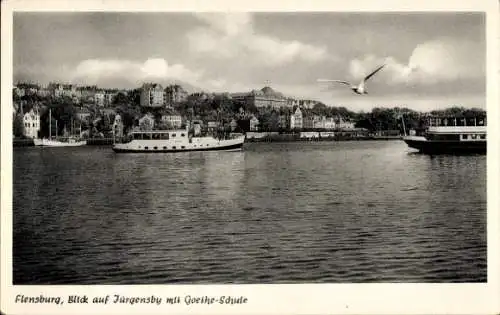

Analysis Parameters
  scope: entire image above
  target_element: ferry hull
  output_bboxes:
[404,139,486,154]
[113,141,244,153]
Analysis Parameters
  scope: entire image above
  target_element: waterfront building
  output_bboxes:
[249,115,260,131]
[165,85,188,106]
[23,106,40,139]
[337,117,356,130]
[290,107,303,130]
[324,117,336,130]
[303,115,314,129]
[140,83,165,107]
[161,113,183,129]
[113,114,124,138]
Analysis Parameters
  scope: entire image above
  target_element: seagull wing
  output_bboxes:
[363,64,386,82]
[317,79,351,86]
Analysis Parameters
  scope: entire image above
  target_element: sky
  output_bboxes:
[13,12,486,112]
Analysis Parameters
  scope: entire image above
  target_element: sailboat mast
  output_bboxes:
[49,108,52,139]
[400,114,407,137]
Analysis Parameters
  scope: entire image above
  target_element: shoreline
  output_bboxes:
[13,136,402,147]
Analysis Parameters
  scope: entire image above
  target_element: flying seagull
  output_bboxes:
[317,64,386,95]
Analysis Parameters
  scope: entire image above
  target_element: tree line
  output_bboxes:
[13,89,486,138]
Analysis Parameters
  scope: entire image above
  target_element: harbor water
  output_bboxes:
[13,141,486,283]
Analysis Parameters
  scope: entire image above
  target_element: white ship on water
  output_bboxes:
[113,128,245,153]
[34,109,86,147]
[402,115,486,154]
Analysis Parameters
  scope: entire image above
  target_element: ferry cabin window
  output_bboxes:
[171,133,176,137]
[152,133,160,140]
[133,133,142,139]
[471,134,477,139]
[461,134,468,140]
[181,133,185,137]
[160,133,169,140]
[480,135,486,139]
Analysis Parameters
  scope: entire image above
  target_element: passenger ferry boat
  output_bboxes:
[112,129,245,153]
[403,116,486,154]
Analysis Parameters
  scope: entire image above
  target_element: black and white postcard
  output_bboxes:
[1,0,499,314]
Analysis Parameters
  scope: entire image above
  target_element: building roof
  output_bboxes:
[142,83,164,90]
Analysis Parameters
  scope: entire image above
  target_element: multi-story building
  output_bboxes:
[303,115,314,129]
[249,115,259,131]
[231,86,291,110]
[165,85,188,106]
[48,83,78,98]
[140,83,165,107]
[323,117,336,130]
[161,114,183,129]
[105,93,116,106]
[113,114,124,138]
[23,107,40,139]
[78,86,98,103]
[94,92,105,107]
[311,116,337,130]
[336,117,355,130]
[290,107,303,130]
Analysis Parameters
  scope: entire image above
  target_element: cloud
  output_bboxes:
[71,58,203,86]
[348,38,484,85]
[187,13,330,66]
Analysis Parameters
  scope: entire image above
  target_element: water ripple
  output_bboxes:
[13,141,486,283]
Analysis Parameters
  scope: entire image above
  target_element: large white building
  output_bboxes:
[23,107,40,139]
[161,114,183,129]
[113,114,124,138]
[290,107,303,129]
